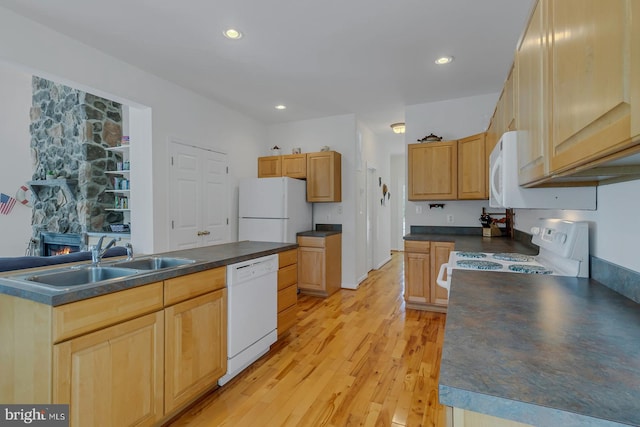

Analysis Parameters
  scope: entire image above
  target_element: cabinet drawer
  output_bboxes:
[278,285,297,312]
[164,267,226,306]
[278,264,297,290]
[278,304,297,337]
[53,282,163,343]
[404,241,430,254]
[278,249,298,268]
[297,236,325,248]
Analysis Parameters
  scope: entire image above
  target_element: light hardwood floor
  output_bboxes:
[168,251,447,427]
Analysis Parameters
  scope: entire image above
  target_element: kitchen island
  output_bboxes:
[0,240,296,305]
[0,240,296,427]
[439,270,640,427]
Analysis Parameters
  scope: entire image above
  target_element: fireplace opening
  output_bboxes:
[40,232,84,257]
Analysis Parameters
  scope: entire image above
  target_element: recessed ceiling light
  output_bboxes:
[275,105,287,110]
[435,56,454,65]
[223,28,243,40]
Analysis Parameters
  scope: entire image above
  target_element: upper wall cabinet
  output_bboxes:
[408,140,458,200]
[306,151,342,202]
[458,133,487,199]
[281,154,307,179]
[257,156,282,178]
[516,0,548,185]
[258,154,307,179]
[548,0,639,175]
[512,0,640,186]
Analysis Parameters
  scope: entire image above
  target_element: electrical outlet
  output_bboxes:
[416,205,423,214]
[447,214,454,223]
[337,204,342,214]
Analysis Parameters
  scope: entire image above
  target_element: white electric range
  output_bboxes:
[436,219,589,295]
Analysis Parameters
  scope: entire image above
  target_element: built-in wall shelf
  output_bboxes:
[27,179,77,201]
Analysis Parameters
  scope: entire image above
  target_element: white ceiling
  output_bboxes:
[0,0,534,135]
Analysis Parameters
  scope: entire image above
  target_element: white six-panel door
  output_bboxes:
[169,142,228,250]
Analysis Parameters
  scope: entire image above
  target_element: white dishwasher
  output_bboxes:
[218,254,278,386]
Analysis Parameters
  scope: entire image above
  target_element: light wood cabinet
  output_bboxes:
[403,240,452,312]
[408,140,458,200]
[306,151,342,202]
[508,0,640,186]
[548,0,638,174]
[458,133,487,199]
[451,407,533,427]
[516,0,548,185]
[259,154,308,179]
[281,154,307,179]
[431,241,454,306]
[257,156,282,178]
[1,265,230,426]
[277,249,298,337]
[164,268,227,413]
[297,234,342,297]
[53,311,164,427]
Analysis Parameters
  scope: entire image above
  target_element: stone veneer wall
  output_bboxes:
[30,77,123,237]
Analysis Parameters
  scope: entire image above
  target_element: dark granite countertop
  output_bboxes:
[439,270,640,426]
[297,230,342,237]
[404,233,538,255]
[0,241,296,306]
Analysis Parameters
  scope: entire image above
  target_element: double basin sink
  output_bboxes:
[13,257,196,288]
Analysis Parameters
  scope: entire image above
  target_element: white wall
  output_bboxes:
[360,123,392,269]
[390,154,406,250]
[404,93,499,229]
[514,179,640,273]
[267,114,362,287]
[0,65,32,256]
[0,6,266,254]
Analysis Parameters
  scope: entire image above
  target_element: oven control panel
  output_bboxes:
[531,219,588,260]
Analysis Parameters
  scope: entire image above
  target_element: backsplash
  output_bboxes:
[591,257,640,304]
[29,76,123,237]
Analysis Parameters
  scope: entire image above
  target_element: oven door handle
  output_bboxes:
[436,262,450,296]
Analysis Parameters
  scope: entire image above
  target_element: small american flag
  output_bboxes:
[0,193,17,215]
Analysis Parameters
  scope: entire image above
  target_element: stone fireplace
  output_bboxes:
[29,77,124,253]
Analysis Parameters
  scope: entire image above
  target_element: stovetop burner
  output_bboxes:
[492,253,534,262]
[456,260,503,270]
[508,264,553,274]
[457,252,487,258]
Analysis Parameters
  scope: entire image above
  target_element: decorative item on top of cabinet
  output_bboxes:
[297,233,341,297]
[408,140,457,200]
[277,249,298,338]
[306,151,342,202]
[403,240,452,312]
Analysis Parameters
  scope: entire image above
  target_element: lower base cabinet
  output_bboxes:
[404,240,453,312]
[277,249,298,337]
[297,233,342,297]
[54,312,165,427]
[1,266,228,427]
[450,407,533,427]
[164,287,227,413]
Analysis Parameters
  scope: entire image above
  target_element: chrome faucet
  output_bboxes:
[91,235,120,265]
[125,242,134,260]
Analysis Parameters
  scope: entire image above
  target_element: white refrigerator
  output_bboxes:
[238,177,312,243]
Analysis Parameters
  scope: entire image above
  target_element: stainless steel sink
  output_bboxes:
[113,257,196,270]
[25,266,139,287]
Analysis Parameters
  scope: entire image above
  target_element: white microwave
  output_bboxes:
[489,132,596,210]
